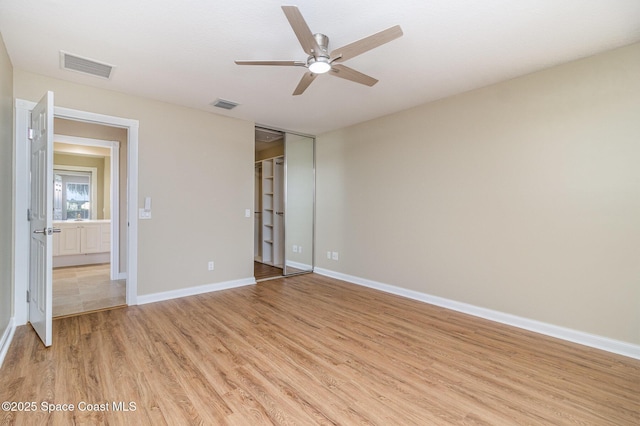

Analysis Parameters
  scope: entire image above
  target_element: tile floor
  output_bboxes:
[53,263,126,317]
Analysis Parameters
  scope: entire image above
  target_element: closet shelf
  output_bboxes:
[257,155,283,267]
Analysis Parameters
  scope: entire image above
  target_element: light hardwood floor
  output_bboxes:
[254,261,282,281]
[53,264,126,317]
[2,273,639,425]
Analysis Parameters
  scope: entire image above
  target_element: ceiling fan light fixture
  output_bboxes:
[308,57,331,74]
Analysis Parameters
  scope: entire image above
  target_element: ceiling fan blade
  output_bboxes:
[235,60,305,67]
[330,25,403,62]
[281,6,322,55]
[293,72,318,96]
[329,64,378,87]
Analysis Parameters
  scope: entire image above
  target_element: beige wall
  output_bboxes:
[0,34,13,337]
[14,70,255,296]
[316,43,640,345]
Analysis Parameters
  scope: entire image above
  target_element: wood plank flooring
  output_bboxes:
[2,273,639,425]
[53,264,126,317]
[254,261,282,281]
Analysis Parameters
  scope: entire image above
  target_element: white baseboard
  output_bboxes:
[314,268,640,360]
[285,260,313,271]
[137,277,256,305]
[53,252,110,268]
[0,318,16,369]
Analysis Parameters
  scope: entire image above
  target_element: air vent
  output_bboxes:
[60,51,114,79]
[211,98,240,110]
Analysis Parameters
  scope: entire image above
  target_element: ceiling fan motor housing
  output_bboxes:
[308,33,331,73]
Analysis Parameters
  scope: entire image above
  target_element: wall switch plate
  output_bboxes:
[245,209,251,218]
[293,245,298,253]
[327,251,331,259]
[331,251,339,261]
[139,208,151,219]
[208,261,214,271]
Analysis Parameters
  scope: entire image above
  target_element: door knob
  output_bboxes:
[33,227,62,235]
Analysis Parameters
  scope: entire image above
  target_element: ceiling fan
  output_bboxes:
[235,5,403,95]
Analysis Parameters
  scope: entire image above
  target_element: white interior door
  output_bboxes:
[29,91,54,347]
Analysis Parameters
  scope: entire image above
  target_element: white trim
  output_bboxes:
[0,318,16,369]
[53,134,121,280]
[14,98,139,327]
[314,268,640,360]
[13,101,31,325]
[53,252,110,268]
[285,260,313,271]
[137,278,256,305]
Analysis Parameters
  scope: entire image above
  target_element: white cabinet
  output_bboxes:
[56,224,82,255]
[100,222,111,253]
[80,223,101,254]
[52,221,111,266]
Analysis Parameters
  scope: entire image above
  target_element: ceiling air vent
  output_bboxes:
[60,51,114,79]
[211,98,239,110]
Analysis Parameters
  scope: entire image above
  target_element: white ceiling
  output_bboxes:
[1,0,639,135]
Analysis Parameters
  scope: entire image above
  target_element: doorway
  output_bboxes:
[254,127,285,280]
[50,126,127,317]
[254,126,316,281]
[13,97,139,341]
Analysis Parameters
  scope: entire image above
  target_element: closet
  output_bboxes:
[254,126,315,279]
[255,155,284,267]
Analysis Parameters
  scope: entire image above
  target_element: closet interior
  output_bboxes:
[254,128,285,279]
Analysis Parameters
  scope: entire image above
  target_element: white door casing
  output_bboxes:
[28,91,54,347]
[14,98,139,328]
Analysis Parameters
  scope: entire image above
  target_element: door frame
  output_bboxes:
[14,98,139,325]
[53,134,121,280]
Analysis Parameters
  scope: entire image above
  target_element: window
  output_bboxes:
[53,171,93,220]
[65,182,91,219]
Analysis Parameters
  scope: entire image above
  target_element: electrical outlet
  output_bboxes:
[208,261,214,271]
[331,251,339,261]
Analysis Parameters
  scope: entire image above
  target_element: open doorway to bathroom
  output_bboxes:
[51,118,128,317]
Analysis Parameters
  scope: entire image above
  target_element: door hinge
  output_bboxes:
[26,290,30,303]
[28,128,34,140]
[27,208,31,221]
